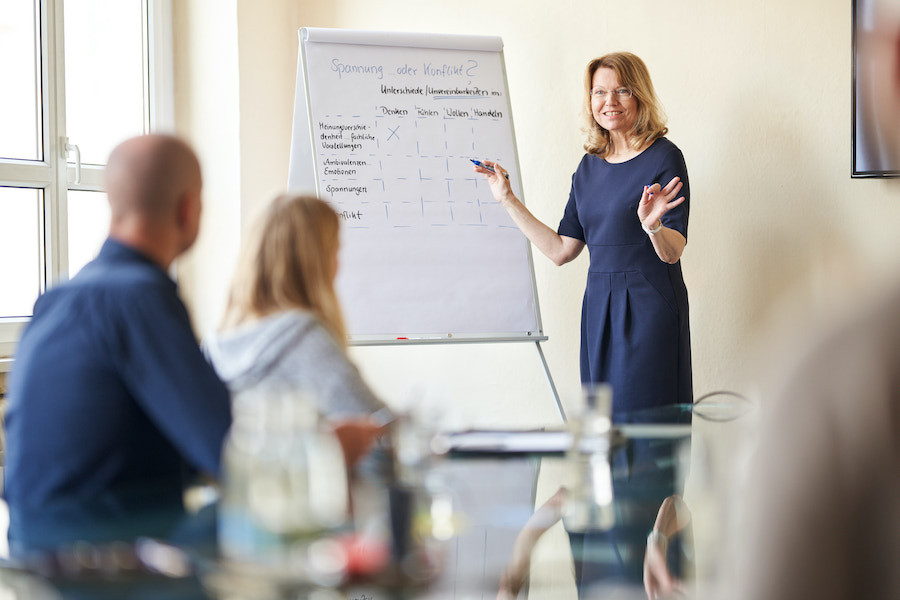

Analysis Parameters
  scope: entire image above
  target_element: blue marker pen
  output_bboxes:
[471,159,510,179]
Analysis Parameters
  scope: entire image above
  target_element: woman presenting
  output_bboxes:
[475,52,691,418]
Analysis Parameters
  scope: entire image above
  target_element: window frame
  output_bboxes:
[0,0,173,354]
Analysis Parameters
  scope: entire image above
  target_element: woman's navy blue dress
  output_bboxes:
[557,137,692,417]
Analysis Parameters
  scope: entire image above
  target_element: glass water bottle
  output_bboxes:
[218,388,349,578]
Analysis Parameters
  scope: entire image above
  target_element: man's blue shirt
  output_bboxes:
[4,238,231,541]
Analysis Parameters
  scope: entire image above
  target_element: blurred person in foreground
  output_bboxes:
[727,287,900,599]
[4,135,232,551]
[726,8,900,597]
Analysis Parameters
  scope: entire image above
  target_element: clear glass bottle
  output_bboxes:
[218,388,349,578]
[562,383,616,532]
[580,383,613,441]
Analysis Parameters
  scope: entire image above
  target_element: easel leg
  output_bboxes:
[535,341,566,423]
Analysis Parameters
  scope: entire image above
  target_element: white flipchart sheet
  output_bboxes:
[289,28,542,341]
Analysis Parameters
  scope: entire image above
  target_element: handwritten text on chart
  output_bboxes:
[330,59,479,81]
[312,49,514,230]
[380,84,499,97]
[378,105,503,119]
[325,184,367,196]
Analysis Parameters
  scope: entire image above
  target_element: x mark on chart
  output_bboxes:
[387,125,400,141]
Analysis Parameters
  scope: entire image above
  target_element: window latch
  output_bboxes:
[63,137,82,184]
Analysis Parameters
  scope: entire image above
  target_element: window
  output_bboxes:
[0,2,41,161]
[0,0,172,353]
[0,188,43,318]
[67,190,110,277]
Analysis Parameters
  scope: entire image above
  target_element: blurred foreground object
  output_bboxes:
[218,389,349,586]
[728,281,900,600]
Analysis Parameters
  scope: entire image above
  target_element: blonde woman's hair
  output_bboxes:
[582,52,668,158]
[222,194,347,345]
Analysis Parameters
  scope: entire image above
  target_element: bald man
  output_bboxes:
[4,135,231,550]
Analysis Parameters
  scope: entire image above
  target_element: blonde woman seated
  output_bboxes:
[206,194,386,465]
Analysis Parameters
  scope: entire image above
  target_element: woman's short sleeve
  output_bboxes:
[658,147,690,240]
[557,171,586,242]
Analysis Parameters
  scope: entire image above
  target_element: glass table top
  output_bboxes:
[0,414,710,599]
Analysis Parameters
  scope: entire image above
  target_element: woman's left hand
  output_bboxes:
[638,176,685,229]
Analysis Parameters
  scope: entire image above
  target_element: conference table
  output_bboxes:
[0,402,746,599]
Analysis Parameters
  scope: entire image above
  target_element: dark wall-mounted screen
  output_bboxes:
[853,0,900,177]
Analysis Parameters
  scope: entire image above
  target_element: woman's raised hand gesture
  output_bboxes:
[638,176,685,229]
[473,160,515,206]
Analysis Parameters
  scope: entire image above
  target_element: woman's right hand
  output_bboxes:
[332,418,385,467]
[472,160,584,265]
[473,160,515,206]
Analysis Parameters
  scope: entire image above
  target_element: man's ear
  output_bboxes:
[175,193,191,229]
[895,28,900,87]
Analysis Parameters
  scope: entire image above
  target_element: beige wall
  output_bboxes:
[175,0,900,424]
[174,0,304,333]
[235,0,303,226]
[173,0,242,329]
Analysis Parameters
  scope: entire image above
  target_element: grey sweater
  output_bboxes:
[204,310,384,419]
